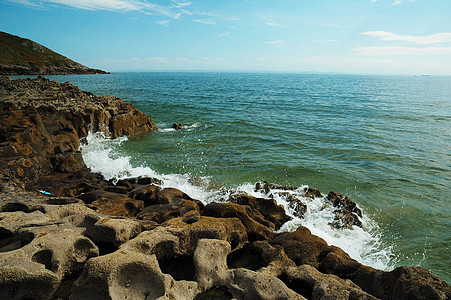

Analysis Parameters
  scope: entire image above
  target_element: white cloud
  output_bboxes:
[266,40,285,47]
[353,46,451,56]
[218,32,231,38]
[157,19,170,26]
[265,22,282,27]
[170,1,191,8]
[362,31,451,45]
[313,39,337,43]
[192,18,215,25]
[8,0,186,18]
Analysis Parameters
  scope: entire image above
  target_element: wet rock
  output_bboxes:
[157,187,193,203]
[326,191,363,229]
[137,176,163,186]
[255,181,298,194]
[172,123,184,130]
[129,184,161,206]
[203,202,275,241]
[230,191,292,230]
[270,226,330,268]
[303,187,323,199]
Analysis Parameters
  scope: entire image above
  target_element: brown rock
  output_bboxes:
[270,226,330,268]
[157,187,193,203]
[78,190,144,217]
[203,202,275,241]
[136,197,200,224]
[172,123,184,130]
[230,191,292,230]
[129,184,161,206]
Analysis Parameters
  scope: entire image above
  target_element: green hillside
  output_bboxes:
[0,31,108,75]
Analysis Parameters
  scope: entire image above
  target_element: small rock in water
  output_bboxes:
[172,123,184,130]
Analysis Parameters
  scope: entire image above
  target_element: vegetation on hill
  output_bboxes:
[0,31,108,75]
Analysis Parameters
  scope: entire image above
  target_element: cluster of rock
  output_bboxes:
[0,77,449,299]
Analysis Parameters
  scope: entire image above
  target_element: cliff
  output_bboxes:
[0,31,108,75]
[0,77,449,300]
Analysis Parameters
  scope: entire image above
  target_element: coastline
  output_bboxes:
[0,76,449,299]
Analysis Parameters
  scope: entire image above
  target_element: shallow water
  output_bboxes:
[29,72,450,282]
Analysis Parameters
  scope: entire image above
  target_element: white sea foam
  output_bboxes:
[158,123,202,133]
[80,131,395,270]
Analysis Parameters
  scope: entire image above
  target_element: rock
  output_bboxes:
[129,184,161,206]
[157,187,193,203]
[255,181,298,194]
[0,76,157,187]
[71,250,198,300]
[137,176,163,185]
[231,268,305,300]
[79,214,142,247]
[230,192,292,230]
[281,264,377,300]
[136,197,200,224]
[347,265,451,300]
[0,223,98,299]
[172,123,184,130]
[0,260,60,300]
[0,211,51,238]
[203,202,275,241]
[270,226,330,268]
[194,239,233,291]
[326,191,363,229]
[303,187,323,199]
[77,189,144,217]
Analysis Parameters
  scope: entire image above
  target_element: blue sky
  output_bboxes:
[1,0,451,74]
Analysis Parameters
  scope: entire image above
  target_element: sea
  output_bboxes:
[17,72,450,282]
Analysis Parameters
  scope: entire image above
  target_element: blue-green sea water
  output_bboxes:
[31,72,450,282]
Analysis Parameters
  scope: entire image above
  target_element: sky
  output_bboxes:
[1,0,451,75]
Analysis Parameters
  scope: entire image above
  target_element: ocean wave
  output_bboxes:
[80,131,395,271]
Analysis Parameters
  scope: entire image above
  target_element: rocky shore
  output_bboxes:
[0,76,449,300]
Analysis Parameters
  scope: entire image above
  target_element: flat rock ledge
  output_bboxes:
[0,77,449,300]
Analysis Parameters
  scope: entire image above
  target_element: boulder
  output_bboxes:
[129,184,161,205]
[231,268,305,300]
[203,202,275,241]
[0,223,98,299]
[71,250,197,300]
[194,239,233,291]
[270,226,330,268]
[230,191,292,230]
[281,264,377,300]
[79,214,142,247]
